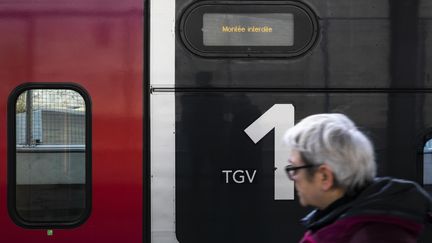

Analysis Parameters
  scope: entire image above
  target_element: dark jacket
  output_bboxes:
[300,177,432,243]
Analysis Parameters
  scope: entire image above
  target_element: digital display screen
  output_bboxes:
[203,13,294,46]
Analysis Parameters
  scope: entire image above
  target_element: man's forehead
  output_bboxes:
[288,153,304,165]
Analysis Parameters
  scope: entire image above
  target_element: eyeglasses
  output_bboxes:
[284,164,321,180]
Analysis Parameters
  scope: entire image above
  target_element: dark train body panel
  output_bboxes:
[175,0,431,89]
[174,91,432,242]
[169,0,432,242]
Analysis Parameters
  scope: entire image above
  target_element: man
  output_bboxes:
[284,113,432,243]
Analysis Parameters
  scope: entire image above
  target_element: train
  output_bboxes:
[0,0,430,242]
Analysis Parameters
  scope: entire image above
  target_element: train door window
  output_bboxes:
[424,139,432,195]
[8,84,91,228]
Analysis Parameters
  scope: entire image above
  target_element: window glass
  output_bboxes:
[13,88,89,224]
[203,13,294,46]
[424,139,432,195]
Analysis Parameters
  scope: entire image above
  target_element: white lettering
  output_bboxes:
[245,170,257,183]
[244,104,295,200]
[222,169,257,184]
[233,170,245,183]
[222,170,232,184]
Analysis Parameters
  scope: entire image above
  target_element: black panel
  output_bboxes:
[175,0,431,89]
[174,0,432,242]
[175,91,432,243]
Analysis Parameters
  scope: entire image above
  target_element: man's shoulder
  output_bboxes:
[312,215,421,243]
[346,222,417,243]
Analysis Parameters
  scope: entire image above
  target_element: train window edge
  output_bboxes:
[422,132,432,196]
[179,1,319,58]
[7,82,92,229]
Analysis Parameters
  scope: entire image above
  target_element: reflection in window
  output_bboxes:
[14,89,88,224]
[424,139,432,195]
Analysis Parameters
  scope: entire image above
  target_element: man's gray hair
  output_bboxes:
[284,113,376,192]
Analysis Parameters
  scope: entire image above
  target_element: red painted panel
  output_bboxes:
[0,0,143,242]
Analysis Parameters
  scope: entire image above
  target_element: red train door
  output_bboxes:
[0,0,144,242]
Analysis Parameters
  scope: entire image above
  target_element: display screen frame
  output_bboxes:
[179,1,319,57]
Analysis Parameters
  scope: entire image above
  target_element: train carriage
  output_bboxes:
[0,0,430,242]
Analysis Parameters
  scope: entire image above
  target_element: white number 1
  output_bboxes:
[244,104,295,200]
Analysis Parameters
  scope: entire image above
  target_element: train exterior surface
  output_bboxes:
[0,0,143,242]
[0,0,431,243]
[151,0,432,242]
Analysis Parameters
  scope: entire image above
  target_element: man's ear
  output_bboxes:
[318,164,335,191]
